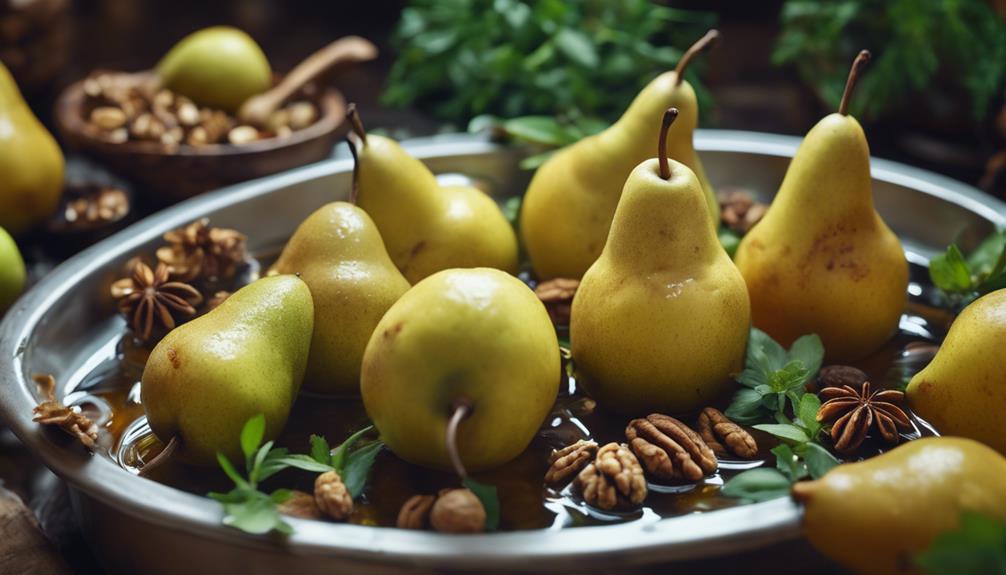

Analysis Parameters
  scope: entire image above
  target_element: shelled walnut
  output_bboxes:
[574,443,647,511]
[396,489,486,533]
[314,471,353,520]
[625,414,717,482]
[545,439,598,487]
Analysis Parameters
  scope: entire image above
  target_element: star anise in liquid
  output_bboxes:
[817,381,912,454]
[110,261,202,342]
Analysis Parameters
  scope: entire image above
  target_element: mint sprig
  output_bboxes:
[930,230,1006,309]
[915,512,1006,575]
[276,426,384,498]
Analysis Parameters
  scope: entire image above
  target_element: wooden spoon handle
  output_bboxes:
[240,36,377,124]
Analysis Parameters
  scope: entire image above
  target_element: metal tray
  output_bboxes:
[1,132,1004,575]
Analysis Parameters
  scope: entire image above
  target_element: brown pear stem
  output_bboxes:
[137,435,179,478]
[345,136,360,205]
[658,108,679,180]
[674,29,721,86]
[445,398,473,480]
[838,50,871,116]
[346,103,367,144]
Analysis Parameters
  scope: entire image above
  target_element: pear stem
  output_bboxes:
[345,136,360,205]
[346,103,367,144]
[674,29,721,87]
[445,398,473,480]
[658,108,679,180]
[137,435,179,478]
[838,50,871,116]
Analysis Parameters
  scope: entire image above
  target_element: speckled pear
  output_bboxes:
[347,107,518,283]
[520,30,720,280]
[734,51,907,361]
[907,288,1006,454]
[793,437,1006,575]
[270,202,410,395]
[141,275,313,465]
[570,109,750,415]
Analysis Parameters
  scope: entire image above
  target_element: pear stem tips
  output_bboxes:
[345,135,360,205]
[674,29,721,86]
[445,398,473,480]
[346,102,367,144]
[137,435,180,478]
[658,108,679,180]
[839,50,871,116]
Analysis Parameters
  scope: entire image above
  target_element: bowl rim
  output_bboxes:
[1,131,1004,569]
[54,71,346,158]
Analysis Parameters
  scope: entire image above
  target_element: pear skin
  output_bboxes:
[0,61,64,235]
[361,268,559,471]
[571,110,750,415]
[0,226,26,312]
[734,52,907,361]
[141,275,313,465]
[520,31,720,280]
[157,26,271,112]
[270,202,410,395]
[907,288,1006,454]
[792,437,1006,575]
[349,111,518,283]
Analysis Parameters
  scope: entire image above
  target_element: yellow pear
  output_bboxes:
[520,30,720,280]
[0,60,64,235]
[570,109,750,415]
[270,202,410,395]
[347,107,518,283]
[907,288,1006,453]
[361,268,559,471]
[142,275,313,465]
[734,51,907,361]
[792,437,1006,575]
[0,226,26,312]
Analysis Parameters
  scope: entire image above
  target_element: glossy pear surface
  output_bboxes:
[156,26,271,112]
[361,268,559,471]
[794,437,1006,575]
[571,159,749,415]
[0,61,64,234]
[141,275,313,465]
[521,72,717,279]
[270,202,409,395]
[907,288,1006,454]
[0,226,26,312]
[355,135,518,283]
[734,114,907,361]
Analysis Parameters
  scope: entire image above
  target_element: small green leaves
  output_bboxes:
[718,228,741,258]
[915,512,1006,575]
[342,441,383,498]
[753,423,810,444]
[463,477,501,531]
[930,244,972,292]
[309,434,330,465]
[726,329,823,424]
[240,413,266,469]
[930,231,1006,309]
[721,468,792,503]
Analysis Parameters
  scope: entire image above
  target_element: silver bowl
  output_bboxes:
[1,132,1003,574]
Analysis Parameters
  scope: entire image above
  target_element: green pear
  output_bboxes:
[734,51,907,362]
[157,26,272,112]
[347,107,519,283]
[907,288,1006,454]
[0,226,26,312]
[270,202,410,395]
[0,61,64,235]
[361,268,559,471]
[792,437,1006,575]
[570,109,749,415]
[520,30,720,280]
[141,275,313,465]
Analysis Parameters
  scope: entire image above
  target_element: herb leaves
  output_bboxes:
[915,512,1006,575]
[930,231,1006,309]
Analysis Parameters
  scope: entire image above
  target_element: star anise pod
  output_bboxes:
[817,381,912,454]
[110,261,202,342]
[156,218,247,281]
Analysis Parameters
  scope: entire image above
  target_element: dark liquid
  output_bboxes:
[70,257,944,532]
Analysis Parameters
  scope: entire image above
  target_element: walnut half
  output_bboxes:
[697,407,758,459]
[575,442,647,511]
[545,439,598,488]
[625,414,718,482]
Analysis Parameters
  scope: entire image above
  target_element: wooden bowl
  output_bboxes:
[54,74,347,204]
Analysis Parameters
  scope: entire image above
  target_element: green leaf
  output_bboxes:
[915,512,1006,575]
[221,494,291,536]
[768,361,811,394]
[966,231,1006,275]
[216,453,250,490]
[794,442,840,480]
[518,149,558,170]
[270,489,294,504]
[463,478,501,531]
[796,393,823,438]
[275,454,335,474]
[753,423,810,444]
[721,468,792,503]
[725,388,767,424]
[240,414,266,468]
[330,426,375,473]
[554,28,599,68]
[342,441,384,499]
[929,245,974,293]
[502,196,522,227]
[719,228,741,258]
[788,334,824,380]
[771,444,807,482]
[747,328,789,374]
[248,440,275,486]
[257,448,292,483]
[309,435,331,465]
[501,116,569,146]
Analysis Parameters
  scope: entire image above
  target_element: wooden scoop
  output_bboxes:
[238,36,378,128]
